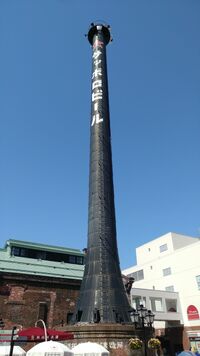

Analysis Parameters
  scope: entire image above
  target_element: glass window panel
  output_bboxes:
[163,267,171,276]
[76,256,83,265]
[132,296,146,309]
[38,302,48,323]
[166,299,177,312]
[160,244,168,253]
[165,285,174,292]
[196,276,200,290]
[150,297,163,312]
[11,247,20,256]
[137,270,144,280]
[69,255,76,263]
[128,270,144,281]
[20,248,28,257]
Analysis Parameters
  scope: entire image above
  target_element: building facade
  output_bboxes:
[123,232,200,353]
[0,239,84,329]
[130,287,183,354]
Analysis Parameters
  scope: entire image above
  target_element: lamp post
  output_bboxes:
[35,319,47,342]
[9,325,22,356]
[9,326,17,356]
[132,304,155,356]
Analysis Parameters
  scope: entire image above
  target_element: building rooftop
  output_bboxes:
[3,239,84,255]
[0,239,84,280]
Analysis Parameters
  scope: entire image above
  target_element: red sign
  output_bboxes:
[187,305,199,320]
[18,327,74,341]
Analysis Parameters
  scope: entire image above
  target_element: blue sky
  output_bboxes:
[0,0,200,269]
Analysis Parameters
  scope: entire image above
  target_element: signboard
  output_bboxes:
[91,36,105,128]
[187,305,199,320]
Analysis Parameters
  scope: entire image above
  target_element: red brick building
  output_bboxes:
[0,239,84,329]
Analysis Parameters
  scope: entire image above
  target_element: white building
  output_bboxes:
[123,232,200,353]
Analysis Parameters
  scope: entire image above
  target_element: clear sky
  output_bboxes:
[0,0,200,269]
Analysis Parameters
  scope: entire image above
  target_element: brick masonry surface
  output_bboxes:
[0,272,81,329]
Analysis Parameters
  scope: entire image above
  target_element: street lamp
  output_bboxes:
[132,304,155,356]
[145,309,155,327]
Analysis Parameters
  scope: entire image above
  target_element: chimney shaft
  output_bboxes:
[73,23,131,324]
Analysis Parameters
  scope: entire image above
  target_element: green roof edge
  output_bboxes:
[5,239,84,256]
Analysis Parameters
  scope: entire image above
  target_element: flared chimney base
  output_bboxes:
[63,323,137,356]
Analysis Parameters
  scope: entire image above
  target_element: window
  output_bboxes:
[10,246,84,265]
[163,267,171,276]
[132,296,146,309]
[196,275,200,290]
[76,310,83,322]
[66,312,73,324]
[166,299,177,312]
[137,270,144,280]
[150,298,163,312]
[38,302,48,324]
[76,256,84,264]
[20,248,28,257]
[159,244,168,253]
[37,251,46,260]
[128,269,144,282]
[68,255,76,264]
[165,285,174,292]
[11,247,20,256]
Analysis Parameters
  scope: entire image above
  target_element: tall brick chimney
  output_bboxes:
[73,23,131,324]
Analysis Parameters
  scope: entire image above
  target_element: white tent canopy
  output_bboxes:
[0,346,26,356]
[72,342,109,356]
[27,340,73,356]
